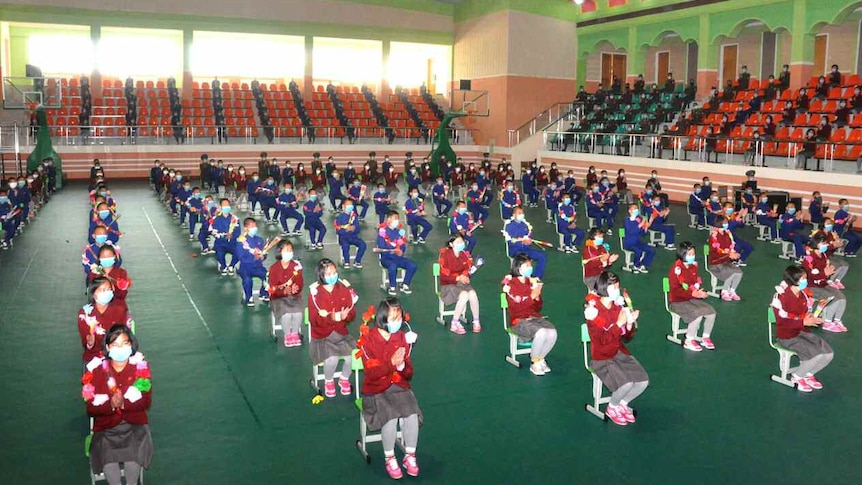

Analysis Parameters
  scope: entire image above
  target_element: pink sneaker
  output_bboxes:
[721,291,734,302]
[683,339,703,352]
[338,378,352,396]
[472,321,482,333]
[792,375,813,393]
[290,333,303,347]
[701,337,715,350]
[834,281,846,290]
[402,453,419,477]
[806,375,824,390]
[385,455,403,480]
[833,320,848,332]
[730,291,741,301]
[449,322,466,335]
[324,380,336,398]
[605,404,628,426]
[821,321,842,333]
[622,404,636,423]
[828,280,840,289]
[283,334,291,348]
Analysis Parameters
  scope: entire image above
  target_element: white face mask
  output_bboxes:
[281,251,293,261]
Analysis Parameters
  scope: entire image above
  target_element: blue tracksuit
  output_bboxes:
[169,179,183,214]
[176,187,192,224]
[407,173,422,195]
[557,203,585,247]
[257,183,278,221]
[809,199,827,225]
[328,177,346,211]
[780,213,809,256]
[81,241,123,276]
[303,199,327,244]
[247,179,261,212]
[623,217,656,268]
[149,166,160,187]
[728,219,753,261]
[335,210,366,263]
[209,167,223,192]
[476,174,492,205]
[277,191,304,232]
[89,213,120,244]
[348,184,369,219]
[834,209,860,254]
[503,218,546,278]
[706,200,722,226]
[756,202,779,238]
[373,189,392,224]
[599,185,619,218]
[689,193,706,226]
[405,197,432,240]
[522,172,538,205]
[199,204,217,250]
[587,189,613,229]
[501,189,521,220]
[741,192,757,212]
[343,167,356,185]
[187,196,203,235]
[281,167,295,186]
[432,183,452,216]
[449,210,477,254]
[0,200,16,244]
[646,205,675,245]
[235,233,270,302]
[211,213,241,270]
[466,188,488,223]
[698,184,713,201]
[377,225,418,288]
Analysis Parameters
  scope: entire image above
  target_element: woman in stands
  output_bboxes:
[582,227,619,291]
[802,233,847,333]
[771,266,833,392]
[437,235,481,334]
[358,297,422,479]
[78,277,134,364]
[84,324,153,485]
[584,271,648,425]
[707,215,744,301]
[668,241,717,352]
[268,240,305,347]
[308,258,357,398]
[501,253,557,376]
[87,245,132,301]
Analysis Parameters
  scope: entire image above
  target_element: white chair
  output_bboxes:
[553,214,567,252]
[702,244,725,298]
[662,277,685,346]
[305,310,351,396]
[432,262,458,325]
[86,418,144,485]
[744,211,756,225]
[618,227,635,272]
[581,323,611,421]
[686,201,699,228]
[756,223,774,241]
[776,220,796,260]
[544,198,554,224]
[584,198,596,228]
[834,238,850,256]
[378,254,405,292]
[501,292,532,368]
[767,306,797,388]
[647,229,666,247]
[351,351,404,463]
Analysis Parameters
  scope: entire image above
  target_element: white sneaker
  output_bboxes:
[540,360,551,373]
[530,362,546,376]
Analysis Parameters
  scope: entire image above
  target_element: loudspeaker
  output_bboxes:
[459,79,472,90]
[766,191,790,213]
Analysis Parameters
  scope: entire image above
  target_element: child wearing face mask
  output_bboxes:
[247,172,262,215]
[88,245,132,301]
[582,228,619,291]
[268,241,305,347]
[186,187,203,241]
[303,189,327,250]
[0,187,20,249]
[83,226,123,280]
[708,215,745,301]
[668,241,717,352]
[308,258,357,398]
[334,200,366,267]
[808,191,829,226]
[813,218,850,288]
[755,192,780,242]
[771,265,834,392]
[449,201,478,254]
[89,202,122,244]
[438,235,481,334]
[377,211,417,295]
[211,199,241,275]
[236,218,271,307]
[802,233,847,332]
[347,180,370,220]
[833,199,859,256]
[502,253,557,375]
[585,271,648,425]
[78,277,134,363]
[622,204,656,273]
[256,176,278,224]
[780,203,809,260]
[199,196,217,254]
[404,189,432,243]
[373,184,393,225]
[503,207,547,279]
[277,182,305,237]
[557,193,584,253]
[357,297,422,479]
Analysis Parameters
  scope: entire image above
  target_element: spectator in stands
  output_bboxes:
[664,72,676,93]
[778,64,791,92]
[762,115,777,140]
[718,114,732,137]
[611,75,622,95]
[737,65,751,90]
[850,86,862,113]
[621,83,633,104]
[764,75,777,100]
[576,85,589,103]
[634,74,645,95]
[829,64,842,86]
[816,117,832,143]
[732,103,749,128]
[684,79,697,104]
[781,101,796,127]
[796,88,810,114]
[814,76,829,101]
[562,122,577,152]
[703,126,718,163]
[795,129,818,170]
[722,81,735,101]
[835,100,850,127]
[745,131,763,166]
[703,88,720,113]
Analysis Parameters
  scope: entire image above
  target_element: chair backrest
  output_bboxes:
[581,323,591,371]
[662,276,671,312]
[618,226,625,244]
[432,262,441,294]
[767,302,777,347]
[703,243,710,266]
[500,292,509,330]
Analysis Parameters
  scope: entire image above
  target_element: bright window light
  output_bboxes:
[97,28,182,78]
[28,34,94,75]
[191,31,305,79]
[388,42,451,92]
[313,37,382,85]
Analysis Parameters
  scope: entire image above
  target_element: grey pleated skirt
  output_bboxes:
[270,295,304,320]
[440,283,474,306]
[90,422,153,474]
[591,351,649,392]
[309,331,356,364]
[707,263,743,282]
[778,332,833,361]
[669,299,716,324]
[510,316,555,343]
[810,286,846,302]
[362,384,424,431]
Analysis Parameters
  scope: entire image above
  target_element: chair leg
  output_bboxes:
[505,336,522,367]
[585,374,607,420]
[770,351,796,387]
[666,315,683,345]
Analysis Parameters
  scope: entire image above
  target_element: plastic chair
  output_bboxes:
[767,306,797,388]
[553,213,567,252]
[703,244,725,298]
[501,292,532,368]
[618,228,635,272]
[305,309,350,396]
[648,228,666,247]
[432,262,457,325]
[85,418,144,484]
[581,323,611,421]
[352,351,404,463]
[663,277,685,345]
[378,254,405,292]
[776,219,797,260]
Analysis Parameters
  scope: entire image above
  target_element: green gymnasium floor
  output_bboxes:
[1,181,860,484]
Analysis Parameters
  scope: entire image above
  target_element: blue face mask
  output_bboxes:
[653,200,661,207]
[818,244,829,253]
[95,290,114,306]
[594,237,604,246]
[183,185,190,191]
[248,227,258,236]
[284,188,292,193]
[607,285,621,301]
[388,220,399,229]
[563,198,571,206]
[324,274,338,285]
[592,187,600,193]
[310,195,318,201]
[631,209,640,218]
[94,235,108,245]
[0,196,8,203]
[221,206,232,214]
[17,181,24,188]
[386,319,403,334]
[458,207,467,215]
[108,345,133,362]
[411,193,418,199]
[722,223,729,230]
[100,257,116,268]
[194,193,201,199]
[519,265,533,278]
[602,181,610,187]
[98,210,110,219]
[798,279,808,290]
[725,208,734,215]
[843,204,850,211]
[646,189,653,195]
[684,254,696,264]
[787,208,796,215]
[472,185,478,191]
[453,242,466,252]
[99,191,107,197]
[267,180,274,185]
[515,214,525,222]
[207,201,216,208]
[824,224,834,232]
[176,175,183,181]
[761,197,768,203]
[345,205,354,213]
[506,186,513,192]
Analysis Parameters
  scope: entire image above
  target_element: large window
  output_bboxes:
[26,27,93,76]
[313,37,382,85]
[388,42,451,92]
[191,31,305,79]
[97,27,183,79]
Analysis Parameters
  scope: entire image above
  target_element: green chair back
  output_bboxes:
[662,276,670,294]
[500,292,508,310]
[580,322,590,343]
[432,262,440,277]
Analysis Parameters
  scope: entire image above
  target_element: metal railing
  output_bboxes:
[507,102,584,147]
[543,130,860,173]
[18,124,477,147]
